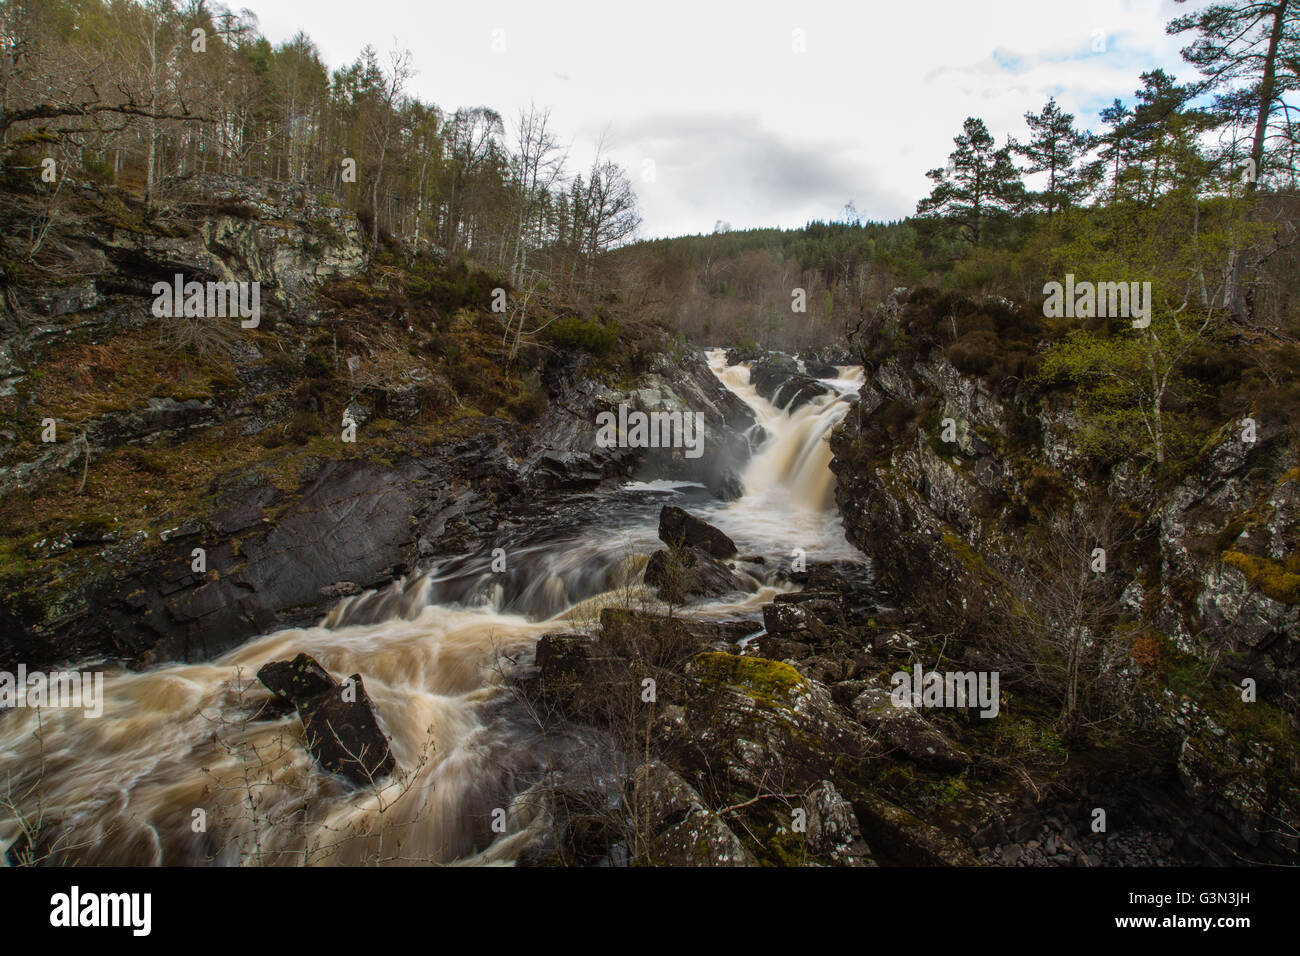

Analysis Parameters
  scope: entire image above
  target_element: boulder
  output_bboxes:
[762,596,858,649]
[256,653,395,786]
[804,780,875,866]
[599,608,712,667]
[258,653,336,699]
[658,505,736,558]
[531,632,597,718]
[849,684,971,771]
[805,361,841,379]
[660,652,877,794]
[632,761,754,866]
[850,791,980,866]
[644,547,751,603]
[750,355,831,411]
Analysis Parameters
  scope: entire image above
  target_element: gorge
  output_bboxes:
[0,173,1295,869]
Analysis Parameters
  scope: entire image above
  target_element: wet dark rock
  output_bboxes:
[755,635,813,662]
[750,355,831,411]
[781,561,880,627]
[258,652,338,700]
[714,468,746,501]
[658,505,737,558]
[1,442,522,670]
[599,608,708,666]
[800,347,851,370]
[723,347,761,367]
[644,546,751,603]
[763,601,813,635]
[632,761,754,866]
[527,632,601,722]
[677,619,760,645]
[256,653,395,786]
[849,684,971,771]
[762,596,858,650]
[530,450,603,490]
[318,581,363,600]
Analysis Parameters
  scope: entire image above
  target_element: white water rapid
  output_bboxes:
[0,351,865,866]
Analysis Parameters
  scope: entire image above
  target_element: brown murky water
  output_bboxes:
[0,353,864,866]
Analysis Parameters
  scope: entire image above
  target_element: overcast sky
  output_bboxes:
[252,0,1195,239]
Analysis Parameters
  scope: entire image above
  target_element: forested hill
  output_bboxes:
[608,219,926,351]
[3,0,640,308]
[614,179,1300,355]
[614,27,1300,353]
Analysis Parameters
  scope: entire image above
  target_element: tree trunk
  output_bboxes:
[1152,371,1165,464]
[1248,0,1290,195]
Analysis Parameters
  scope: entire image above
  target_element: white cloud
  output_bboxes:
[252,0,1196,238]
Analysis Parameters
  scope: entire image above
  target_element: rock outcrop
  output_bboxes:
[658,504,737,557]
[642,507,756,603]
[827,289,1300,864]
[0,175,763,672]
[256,652,395,786]
[749,353,831,411]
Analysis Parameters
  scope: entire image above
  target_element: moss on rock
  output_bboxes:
[694,652,806,710]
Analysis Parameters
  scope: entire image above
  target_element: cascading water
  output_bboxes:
[0,351,865,866]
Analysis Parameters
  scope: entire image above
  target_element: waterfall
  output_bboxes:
[0,350,865,866]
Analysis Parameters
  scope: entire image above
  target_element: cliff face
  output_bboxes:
[0,175,755,671]
[828,293,1299,863]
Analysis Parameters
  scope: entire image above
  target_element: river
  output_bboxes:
[0,350,864,866]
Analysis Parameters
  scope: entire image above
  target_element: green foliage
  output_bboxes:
[546,315,620,355]
[732,336,761,361]
[694,652,806,710]
[1035,317,1212,466]
[403,259,497,312]
[916,117,1026,247]
[1011,97,1093,216]
[79,150,116,186]
[508,372,548,422]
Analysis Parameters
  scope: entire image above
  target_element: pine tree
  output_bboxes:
[1086,99,1136,205]
[1168,0,1299,191]
[916,117,1024,247]
[1012,98,1091,217]
[1127,70,1210,204]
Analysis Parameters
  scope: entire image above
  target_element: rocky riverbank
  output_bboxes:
[2,176,1294,868]
[0,174,756,672]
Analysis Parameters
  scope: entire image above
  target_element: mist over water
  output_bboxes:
[0,351,865,866]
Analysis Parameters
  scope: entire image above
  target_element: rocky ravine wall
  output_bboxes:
[829,341,1299,864]
[0,174,755,672]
